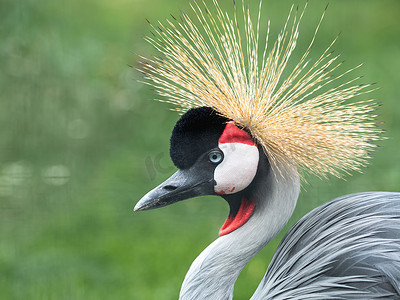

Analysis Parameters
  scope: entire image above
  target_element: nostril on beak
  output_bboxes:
[163,185,178,191]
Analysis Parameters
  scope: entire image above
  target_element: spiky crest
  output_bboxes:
[139,0,382,180]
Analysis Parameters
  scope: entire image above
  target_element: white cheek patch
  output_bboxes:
[214,143,259,194]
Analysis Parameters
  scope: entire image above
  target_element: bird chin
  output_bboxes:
[219,197,256,236]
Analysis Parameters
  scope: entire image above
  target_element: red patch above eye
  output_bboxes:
[218,122,255,145]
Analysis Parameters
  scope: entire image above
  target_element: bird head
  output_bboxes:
[135,106,264,236]
[134,1,382,237]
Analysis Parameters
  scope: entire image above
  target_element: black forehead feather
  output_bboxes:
[170,107,229,169]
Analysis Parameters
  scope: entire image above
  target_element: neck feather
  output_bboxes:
[179,164,300,300]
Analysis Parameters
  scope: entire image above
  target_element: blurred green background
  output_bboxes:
[0,0,399,299]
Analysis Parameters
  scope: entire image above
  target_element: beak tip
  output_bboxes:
[134,195,158,212]
[134,201,145,212]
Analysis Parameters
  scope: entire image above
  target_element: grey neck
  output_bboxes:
[179,165,300,300]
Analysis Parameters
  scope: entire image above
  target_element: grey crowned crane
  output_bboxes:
[134,1,400,299]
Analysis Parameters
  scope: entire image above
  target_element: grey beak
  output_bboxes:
[134,168,214,211]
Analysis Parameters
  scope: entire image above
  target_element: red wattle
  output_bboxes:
[219,197,256,236]
[218,122,255,145]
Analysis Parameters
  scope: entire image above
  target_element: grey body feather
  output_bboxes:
[252,192,400,299]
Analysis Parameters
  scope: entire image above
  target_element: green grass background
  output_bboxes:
[0,0,399,299]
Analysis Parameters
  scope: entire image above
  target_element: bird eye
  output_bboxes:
[208,150,223,164]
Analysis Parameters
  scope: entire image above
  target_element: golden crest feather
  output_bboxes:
[140,0,382,179]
